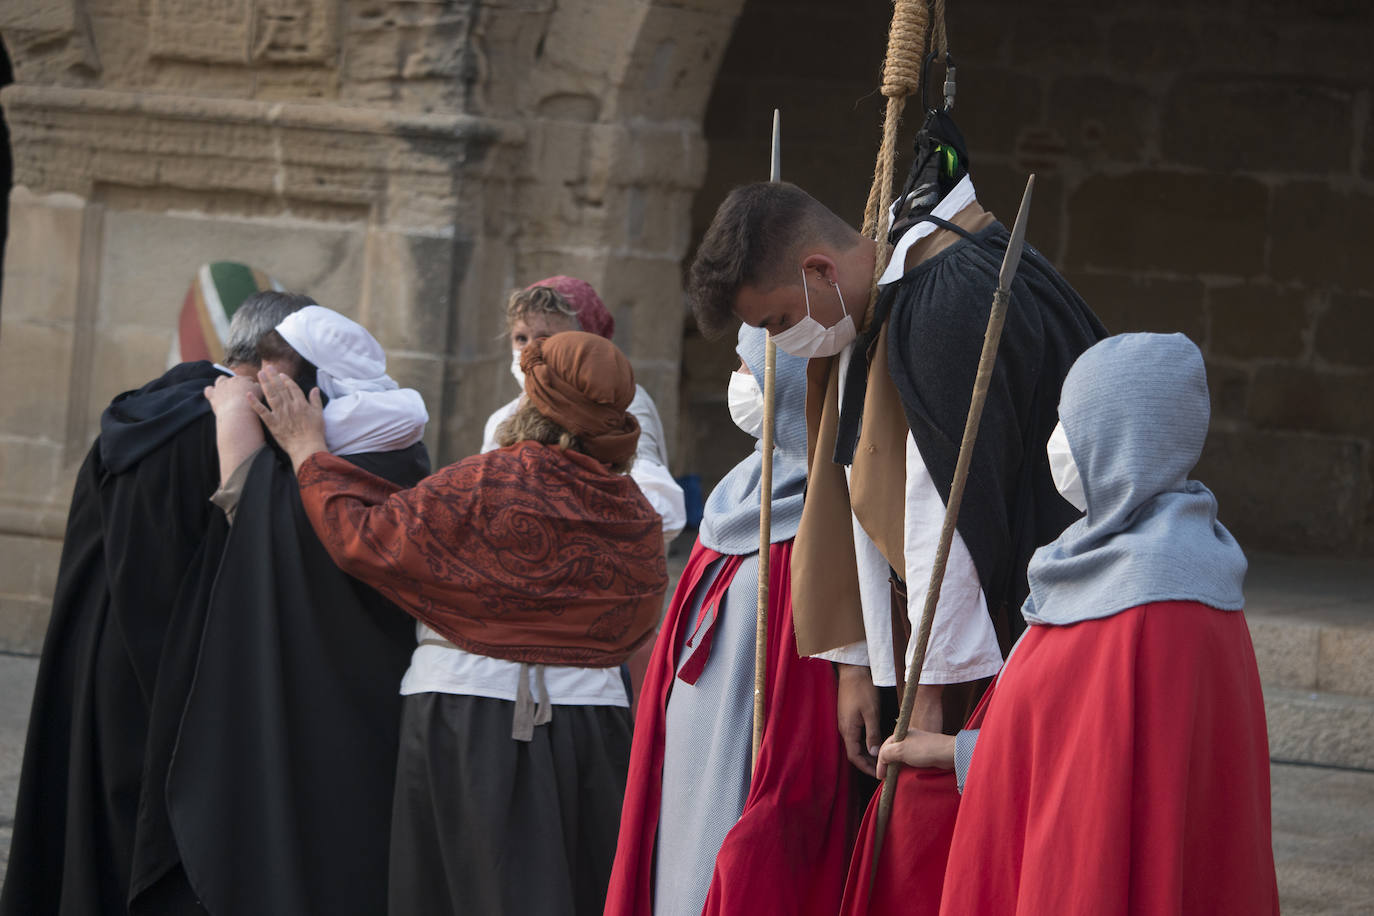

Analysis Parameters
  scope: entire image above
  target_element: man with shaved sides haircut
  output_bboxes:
[689,175,1105,808]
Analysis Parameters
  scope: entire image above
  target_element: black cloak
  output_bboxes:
[4,358,431,916]
[838,221,1107,655]
[142,440,429,916]
[1,361,225,916]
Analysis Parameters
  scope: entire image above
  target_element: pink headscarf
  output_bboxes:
[526,275,615,340]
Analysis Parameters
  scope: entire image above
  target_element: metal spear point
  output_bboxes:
[752,110,781,775]
[869,173,1036,885]
[997,176,1033,298]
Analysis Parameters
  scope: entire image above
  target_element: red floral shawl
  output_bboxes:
[297,440,667,667]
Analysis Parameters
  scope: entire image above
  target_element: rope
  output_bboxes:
[932,0,949,57]
[880,0,928,98]
[860,0,938,328]
[862,0,956,887]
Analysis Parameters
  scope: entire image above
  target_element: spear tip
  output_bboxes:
[770,109,781,183]
[997,173,1035,292]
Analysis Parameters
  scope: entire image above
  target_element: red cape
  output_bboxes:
[839,678,996,914]
[840,764,962,915]
[939,601,1279,915]
[605,539,850,916]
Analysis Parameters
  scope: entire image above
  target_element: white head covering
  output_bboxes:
[275,306,429,457]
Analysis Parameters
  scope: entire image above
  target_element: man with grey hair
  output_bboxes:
[221,290,316,368]
[1,290,312,916]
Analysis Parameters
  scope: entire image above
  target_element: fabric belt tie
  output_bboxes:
[676,554,745,686]
[417,639,553,741]
[512,663,553,742]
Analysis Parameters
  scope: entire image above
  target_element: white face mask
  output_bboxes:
[510,348,525,388]
[727,370,765,438]
[1047,420,1087,513]
[770,267,857,359]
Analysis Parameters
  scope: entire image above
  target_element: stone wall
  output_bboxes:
[681,0,1374,558]
[1,0,1371,651]
[0,0,748,652]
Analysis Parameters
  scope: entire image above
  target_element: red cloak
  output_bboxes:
[839,766,962,915]
[604,539,850,916]
[839,674,997,914]
[939,601,1279,915]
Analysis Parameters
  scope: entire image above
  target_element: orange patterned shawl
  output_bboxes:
[297,441,667,667]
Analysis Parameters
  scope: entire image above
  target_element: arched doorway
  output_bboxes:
[679,0,906,491]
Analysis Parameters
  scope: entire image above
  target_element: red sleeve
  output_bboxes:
[295,451,473,616]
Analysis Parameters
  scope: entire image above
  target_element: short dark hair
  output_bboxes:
[223,290,316,366]
[687,182,859,338]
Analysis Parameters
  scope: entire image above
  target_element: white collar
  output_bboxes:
[877,175,978,287]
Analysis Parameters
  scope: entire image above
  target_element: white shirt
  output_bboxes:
[815,178,1003,686]
[399,623,628,706]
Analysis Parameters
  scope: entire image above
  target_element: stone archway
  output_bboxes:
[0,0,751,647]
[447,0,749,461]
[678,0,902,489]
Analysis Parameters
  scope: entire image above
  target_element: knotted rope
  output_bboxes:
[863,0,958,889]
[861,0,945,328]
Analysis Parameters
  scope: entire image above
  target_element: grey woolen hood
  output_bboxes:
[1021,333,1247,627]
[698,325,809,555]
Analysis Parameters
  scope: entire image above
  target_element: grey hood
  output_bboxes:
[698,325,809,555]
[1021,333,1246,627]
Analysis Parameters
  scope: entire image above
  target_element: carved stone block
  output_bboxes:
[150,0,337,65]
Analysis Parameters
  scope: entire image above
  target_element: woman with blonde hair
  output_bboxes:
[482,276,685,547]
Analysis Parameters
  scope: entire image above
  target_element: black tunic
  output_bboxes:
[3,360,431,916]
[1,362,224,916]
[894,224,1106,650]
[838,223,1107,655]
[152,441,429,916]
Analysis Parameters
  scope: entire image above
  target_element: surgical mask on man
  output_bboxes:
[770,267,857,359]
[510,348,526,388]
[727,370,765,438]
[1047,420,1087,512]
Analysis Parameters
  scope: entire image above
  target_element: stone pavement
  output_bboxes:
[1,651,1372,910]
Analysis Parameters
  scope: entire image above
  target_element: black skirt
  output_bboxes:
[389,692,632,916]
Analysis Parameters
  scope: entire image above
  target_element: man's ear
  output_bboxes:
[801,252,839,285]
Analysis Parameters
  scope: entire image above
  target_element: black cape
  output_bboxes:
[838,221,1106,654]
[143,441,430,916]
[1,362,225,916]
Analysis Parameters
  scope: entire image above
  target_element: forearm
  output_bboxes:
[214,406,266,486]
[209,445,263,524]
[286,440,328,474]
[877,728,957,778]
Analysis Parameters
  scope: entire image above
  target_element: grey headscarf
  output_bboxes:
[698,326,809,555]
[1021,333,1246,627]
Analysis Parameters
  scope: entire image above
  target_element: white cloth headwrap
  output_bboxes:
[275,305,429,457]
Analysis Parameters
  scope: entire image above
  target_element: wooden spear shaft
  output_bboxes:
[870,174,1036,879]
[752,109,781,774]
